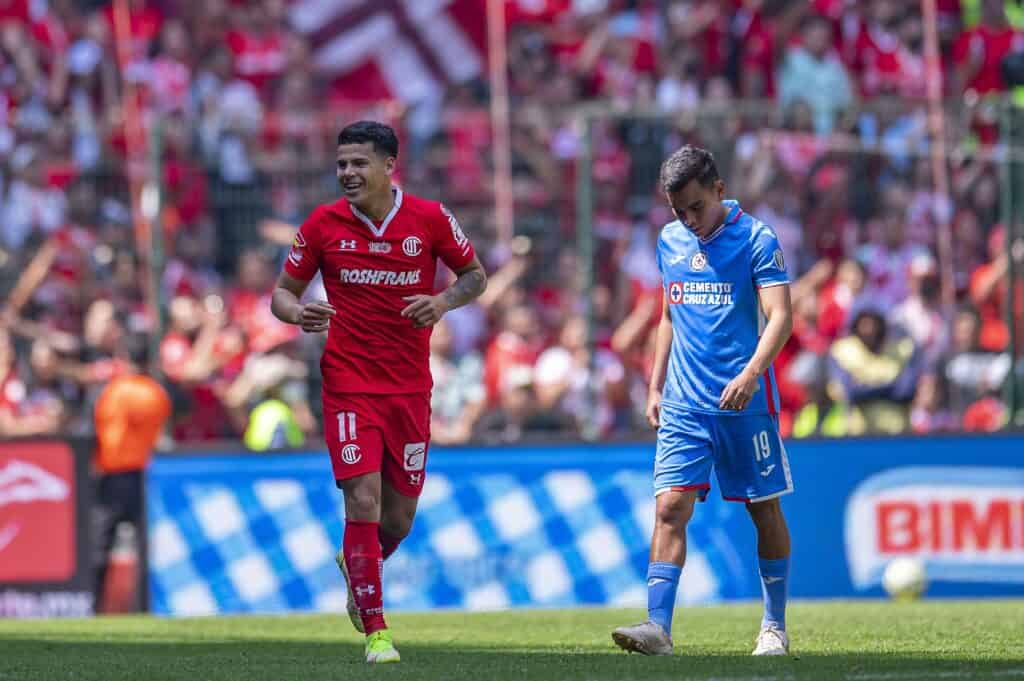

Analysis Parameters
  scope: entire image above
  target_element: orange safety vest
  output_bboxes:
[94,375,172,473]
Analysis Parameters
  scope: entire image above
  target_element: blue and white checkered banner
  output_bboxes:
[146,444,759,616]
[148,436,1024,615]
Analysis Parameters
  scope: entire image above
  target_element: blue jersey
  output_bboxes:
[656,200,789,415]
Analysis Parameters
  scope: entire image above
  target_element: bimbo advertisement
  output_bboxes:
[845,467,1024,589]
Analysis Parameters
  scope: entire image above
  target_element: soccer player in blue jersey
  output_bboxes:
[613,146,795,657]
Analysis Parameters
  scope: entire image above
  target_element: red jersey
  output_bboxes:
[285,188,476,395]
[953,25,1024,94]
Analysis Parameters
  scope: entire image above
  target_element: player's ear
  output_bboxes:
[383,156,396,176]
[714,179,725,200]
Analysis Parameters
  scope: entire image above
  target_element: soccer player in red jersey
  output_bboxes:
[271,121,487,664]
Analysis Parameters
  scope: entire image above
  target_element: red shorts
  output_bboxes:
[322,391,431,497]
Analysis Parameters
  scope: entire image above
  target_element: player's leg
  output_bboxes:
[323,392,397,662]
[90,473,124,613]
[613,406,712,656]
[378,392,431,557]
[380,480,417,559]
[747,498,791,638]
[338,472,399,662]
[338,472,388,635]
[709,413,793,655]
[647,488,698,628]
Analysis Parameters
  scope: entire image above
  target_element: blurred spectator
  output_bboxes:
[889,252,948,367]
[229,352,312,451]
[909,372,958,434]
[953,0,1023,96]
[159,294,234,440]
[1,145,67,249]
[147,18,191,114]
[818,258,868,341]
[430,318,486,445]
[473,365,575,444]
[943,305,1012,422]
[827,308,920,435]
[778,13,854,135]
[92,370,171,612]
[0,329,63,437]
[484,303,544,405]
[534,314,628,435]
[225,0,287,97]
[857,185,930,309]
[969,225,1024,353]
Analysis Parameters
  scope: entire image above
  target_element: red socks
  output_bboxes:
[379,528,402,560]
[343,520,386,634]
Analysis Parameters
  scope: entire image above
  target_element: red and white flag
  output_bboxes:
[289,0,486,104]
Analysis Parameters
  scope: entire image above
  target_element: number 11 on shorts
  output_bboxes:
[338,412,357,442]
[753,430,771,461]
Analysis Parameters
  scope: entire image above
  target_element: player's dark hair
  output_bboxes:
[337,120,399,159]
[660,145,719,194]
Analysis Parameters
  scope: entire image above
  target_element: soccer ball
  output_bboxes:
[881,557,928,601]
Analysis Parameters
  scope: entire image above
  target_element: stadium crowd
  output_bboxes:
[1,0,1023,447]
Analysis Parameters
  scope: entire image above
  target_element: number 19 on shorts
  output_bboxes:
[753,430,772,461]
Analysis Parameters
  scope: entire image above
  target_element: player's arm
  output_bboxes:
[271,272,336,333]
[401,256,487,329]
[719,284,793,411]
[646,292,673,428]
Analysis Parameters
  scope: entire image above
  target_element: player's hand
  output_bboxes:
[719,368,759,411]
[646,390,662,428]
[401,294,449,328]
[297,301,335,333]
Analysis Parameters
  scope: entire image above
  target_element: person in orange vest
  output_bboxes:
[92,372,171,613]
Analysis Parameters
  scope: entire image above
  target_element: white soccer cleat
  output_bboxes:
[611,621,673,656]
[752,624,789,656]
[335,549,364,633]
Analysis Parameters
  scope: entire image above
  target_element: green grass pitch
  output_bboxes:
[1,600,1022,681]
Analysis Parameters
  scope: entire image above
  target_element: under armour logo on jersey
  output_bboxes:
[408,473,422,486]
[339,240,358,251]
[354,584,376,598]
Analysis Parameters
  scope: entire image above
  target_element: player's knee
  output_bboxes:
[655,493,695,530]
[746,498,784,527]
[381,507,415,539]
[341,484,381,521]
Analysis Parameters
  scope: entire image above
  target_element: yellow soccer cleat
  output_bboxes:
[365,629,401,664]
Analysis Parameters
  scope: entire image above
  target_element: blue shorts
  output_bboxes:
[654,404,794,503]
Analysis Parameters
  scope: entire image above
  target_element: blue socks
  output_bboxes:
[758,556,790,630]
[647,562,682,636]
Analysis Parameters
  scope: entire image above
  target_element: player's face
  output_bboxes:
[666,178,726,239]
[336,143,395,206]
